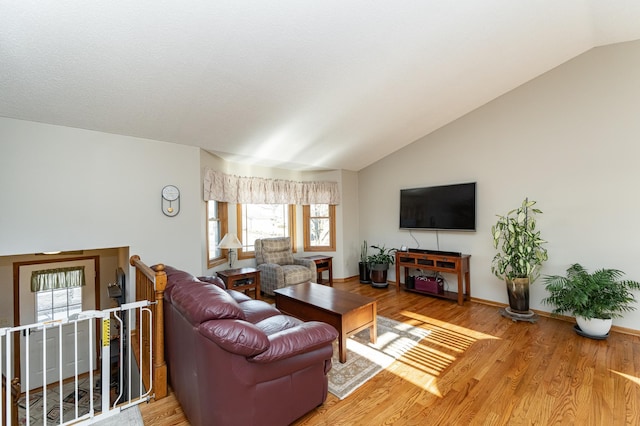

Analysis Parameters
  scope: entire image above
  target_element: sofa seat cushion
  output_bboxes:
[227,289,252,303]
[171,281,245,325]
[282,264,314,284]
[254,315,303,336]
[239,300,282,324]
[199,319,269,357]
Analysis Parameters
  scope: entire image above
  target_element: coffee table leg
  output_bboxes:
[339,333,347,363]
[370,319,377,344]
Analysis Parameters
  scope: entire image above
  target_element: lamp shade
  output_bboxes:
[218,233,242,249]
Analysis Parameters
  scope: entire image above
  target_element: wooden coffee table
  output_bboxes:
[274,282,377,363]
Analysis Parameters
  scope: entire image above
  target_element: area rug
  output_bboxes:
[17,376,142,425]
[17,376,100,425]
[327,315,430,399]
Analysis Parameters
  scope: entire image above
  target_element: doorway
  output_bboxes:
[13,256,100,392]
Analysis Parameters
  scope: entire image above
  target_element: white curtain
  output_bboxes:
[203,169,341,205]
[31,266,86,292]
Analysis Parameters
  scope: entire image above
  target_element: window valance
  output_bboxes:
[31,266,86,292]
[203,170,341,205]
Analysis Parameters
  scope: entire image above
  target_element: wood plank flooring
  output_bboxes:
[139,277,640,425]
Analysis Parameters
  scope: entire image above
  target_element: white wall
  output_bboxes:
[0,118,203,273]
[358,40,640,330]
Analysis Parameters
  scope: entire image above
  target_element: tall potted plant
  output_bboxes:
[358,240,371,283]
[491,198,548,316]
[367,244,396,288]
[542,264,640,337]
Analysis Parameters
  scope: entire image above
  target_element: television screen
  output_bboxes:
[399,182,476,231]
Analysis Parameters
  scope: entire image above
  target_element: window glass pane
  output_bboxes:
[207,201,221,261]
[242,204,289,251]
[36,291,53,312]
[310,218,330,246]
[310,204,329,216]
[52,288,67,309]
[36,287,82,322]
[68,304,82,317]
[53,306,68,321]
[37,310,53,323]
[68,287,82,305]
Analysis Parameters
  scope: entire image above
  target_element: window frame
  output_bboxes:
[303,204,336,251]
[237,204,296,259]
[207,201,229,269]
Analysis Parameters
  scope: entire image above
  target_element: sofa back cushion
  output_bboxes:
[171,281,245,325]
[261,238,294,265]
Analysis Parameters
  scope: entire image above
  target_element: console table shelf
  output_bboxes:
[395,251,471,305]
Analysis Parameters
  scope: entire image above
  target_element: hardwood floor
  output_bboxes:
[139,277,640,425]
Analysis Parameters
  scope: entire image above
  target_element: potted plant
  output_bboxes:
[358,240,371,284]
[542,263,640,337]
[491,198,548,316]
[367,244,396,288]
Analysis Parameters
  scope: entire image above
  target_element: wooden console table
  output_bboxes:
[217,267,261,300]
[303,255,333,286]
[395,251,471,305]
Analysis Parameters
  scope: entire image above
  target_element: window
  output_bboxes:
[237,204,295,257]
[207,201,228,268]
[35,287,82,322]
[303,204,336,251]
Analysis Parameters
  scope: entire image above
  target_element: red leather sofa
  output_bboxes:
[162,265,338,426]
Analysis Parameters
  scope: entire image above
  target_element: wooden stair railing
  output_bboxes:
[130,255,167,400]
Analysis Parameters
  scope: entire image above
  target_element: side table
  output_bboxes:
[217,267,261,300]
[303,255,333,286]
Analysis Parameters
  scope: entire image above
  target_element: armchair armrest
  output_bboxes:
[257,263,286,295]
[249,321,338,363]
[294,258,317,275]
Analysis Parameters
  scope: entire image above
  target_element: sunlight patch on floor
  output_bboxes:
[610,370,640,385]
[379,310,502,397]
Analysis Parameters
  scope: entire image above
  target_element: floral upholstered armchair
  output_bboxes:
[254,237,316,295]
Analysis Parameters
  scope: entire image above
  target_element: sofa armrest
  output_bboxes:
[250,321,338,363]
[199,319,270,357]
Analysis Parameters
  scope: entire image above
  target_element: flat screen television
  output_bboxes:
[399,182,476,231]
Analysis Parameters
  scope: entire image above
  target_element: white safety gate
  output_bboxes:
[1,300,153,425]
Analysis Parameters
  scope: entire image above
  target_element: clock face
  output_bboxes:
[162,185,180,201]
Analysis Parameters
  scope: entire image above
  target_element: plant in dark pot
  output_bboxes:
[367,244,396,288]
[358,240,371,284]
[491,198,548,318]
[542,263,640,338]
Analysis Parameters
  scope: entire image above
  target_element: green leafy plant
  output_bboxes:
[360,240,369,264]
[367,244,396,266]
[542,263,640,319]
[491,198,548,282]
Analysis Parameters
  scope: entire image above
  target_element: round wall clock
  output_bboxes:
[161,185,180,217]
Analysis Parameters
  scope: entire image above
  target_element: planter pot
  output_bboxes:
[358,262,371,283]
[370,263,389,288]
[505,277,531,314]
[576,316,612,337]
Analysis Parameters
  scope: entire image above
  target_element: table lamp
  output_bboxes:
[219,233,242,268]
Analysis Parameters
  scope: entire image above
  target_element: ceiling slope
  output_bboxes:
[1,1,640,171]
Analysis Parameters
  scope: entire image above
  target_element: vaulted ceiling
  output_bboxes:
[2,1,640,171]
